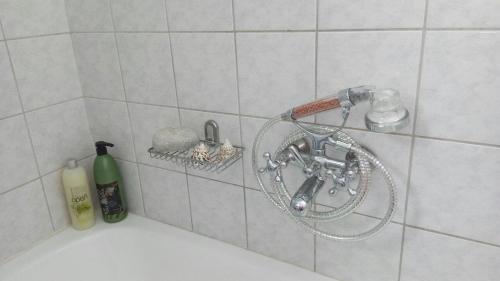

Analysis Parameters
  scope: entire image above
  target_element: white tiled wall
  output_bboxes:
[0,0,93,262]
[2,1,500,281]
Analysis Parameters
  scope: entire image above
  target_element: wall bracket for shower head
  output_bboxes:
[252,86,409,241]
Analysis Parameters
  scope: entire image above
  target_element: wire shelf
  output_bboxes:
[148,140,244,173]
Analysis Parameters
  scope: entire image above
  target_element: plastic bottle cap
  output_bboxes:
[95,141,114,156]
[66,159,78,169]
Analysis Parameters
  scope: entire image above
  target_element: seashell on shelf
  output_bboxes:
[216,138,236,161]
[191,142,210,162]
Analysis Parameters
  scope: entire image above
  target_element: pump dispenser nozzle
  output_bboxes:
[95,141,114,155]
[93,140,127,222]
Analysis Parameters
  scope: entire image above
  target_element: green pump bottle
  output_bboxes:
[94,141,128,223]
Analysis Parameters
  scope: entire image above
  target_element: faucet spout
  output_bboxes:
[290,175,325,217]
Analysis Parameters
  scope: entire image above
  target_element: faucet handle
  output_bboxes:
[326,169,357,197]
[259,152,282,174]
[287,145,308,168]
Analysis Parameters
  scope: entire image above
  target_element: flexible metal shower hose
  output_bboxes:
[252,116,397,241]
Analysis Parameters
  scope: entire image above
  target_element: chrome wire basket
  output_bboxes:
[148,140,243,173]
[148,120,244,173]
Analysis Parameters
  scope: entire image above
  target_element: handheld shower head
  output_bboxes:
[365,88,410,133]
[282,86,410,133]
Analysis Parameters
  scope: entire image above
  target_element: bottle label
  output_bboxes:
[70,187,92,218]
[96,181,124,216]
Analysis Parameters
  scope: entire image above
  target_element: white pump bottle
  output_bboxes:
[62,159,95,230]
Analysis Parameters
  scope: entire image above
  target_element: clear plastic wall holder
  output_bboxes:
[148,121,244,173]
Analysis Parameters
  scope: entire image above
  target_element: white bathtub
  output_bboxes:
[0,214,335,281]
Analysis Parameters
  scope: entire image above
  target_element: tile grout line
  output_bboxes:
[403,224,500,249]
[397,0,430,280]
[0,111,24,121]
[0,27,498,44]
[0,95,83,118]
[0,153,95,196]
[184,174,195,231]
[67,27,500,35]
[0,177,41,197]
[163,0,194,232]
[0,19,56,231]
[231,0,249,249]
[4,143,500,253]
[118,157,500,249]
[130,160,246,193]
[84,96,500,149]
[317,202,500,249]
[63,1,100,226]
[5,32,70,41]
[63,0,94,155]
[107,0,147,217]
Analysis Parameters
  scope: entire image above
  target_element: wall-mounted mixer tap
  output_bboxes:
[277,86,411,216]
[253,85,410,241]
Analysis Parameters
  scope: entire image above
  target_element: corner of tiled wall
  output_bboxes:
[3,0,500,280]
[64,0,500,280]
[0,0,94,263]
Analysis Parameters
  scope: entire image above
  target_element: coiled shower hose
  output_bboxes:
[252,116,397,241]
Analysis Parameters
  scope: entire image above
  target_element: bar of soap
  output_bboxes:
[152,127,199,153]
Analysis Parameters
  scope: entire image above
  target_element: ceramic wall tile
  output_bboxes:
[237,32,315,118]
[8,34,82,111]
[42,168,69,230]
[246,188,314,270]
[401,227,500,281]
[0,43,22,119]
[165,0,233,31]
[26,99,94,175]
[116,33,177,106]
[427,0,500,28]
[111,0,168,31]
[416,31,500,145]
[407,138,500,245]
[316,215,403,281]
[318,0,425,29]
[85,98,135,162]
[139,164,191,230]
[234,0,316,30]
[171,33,238,114]
[65,0,114,32]
[188,176,246,247]
[1,0,69,39]
[0,115,39,193]
[72,34,125,101]
[0,180,53,262]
